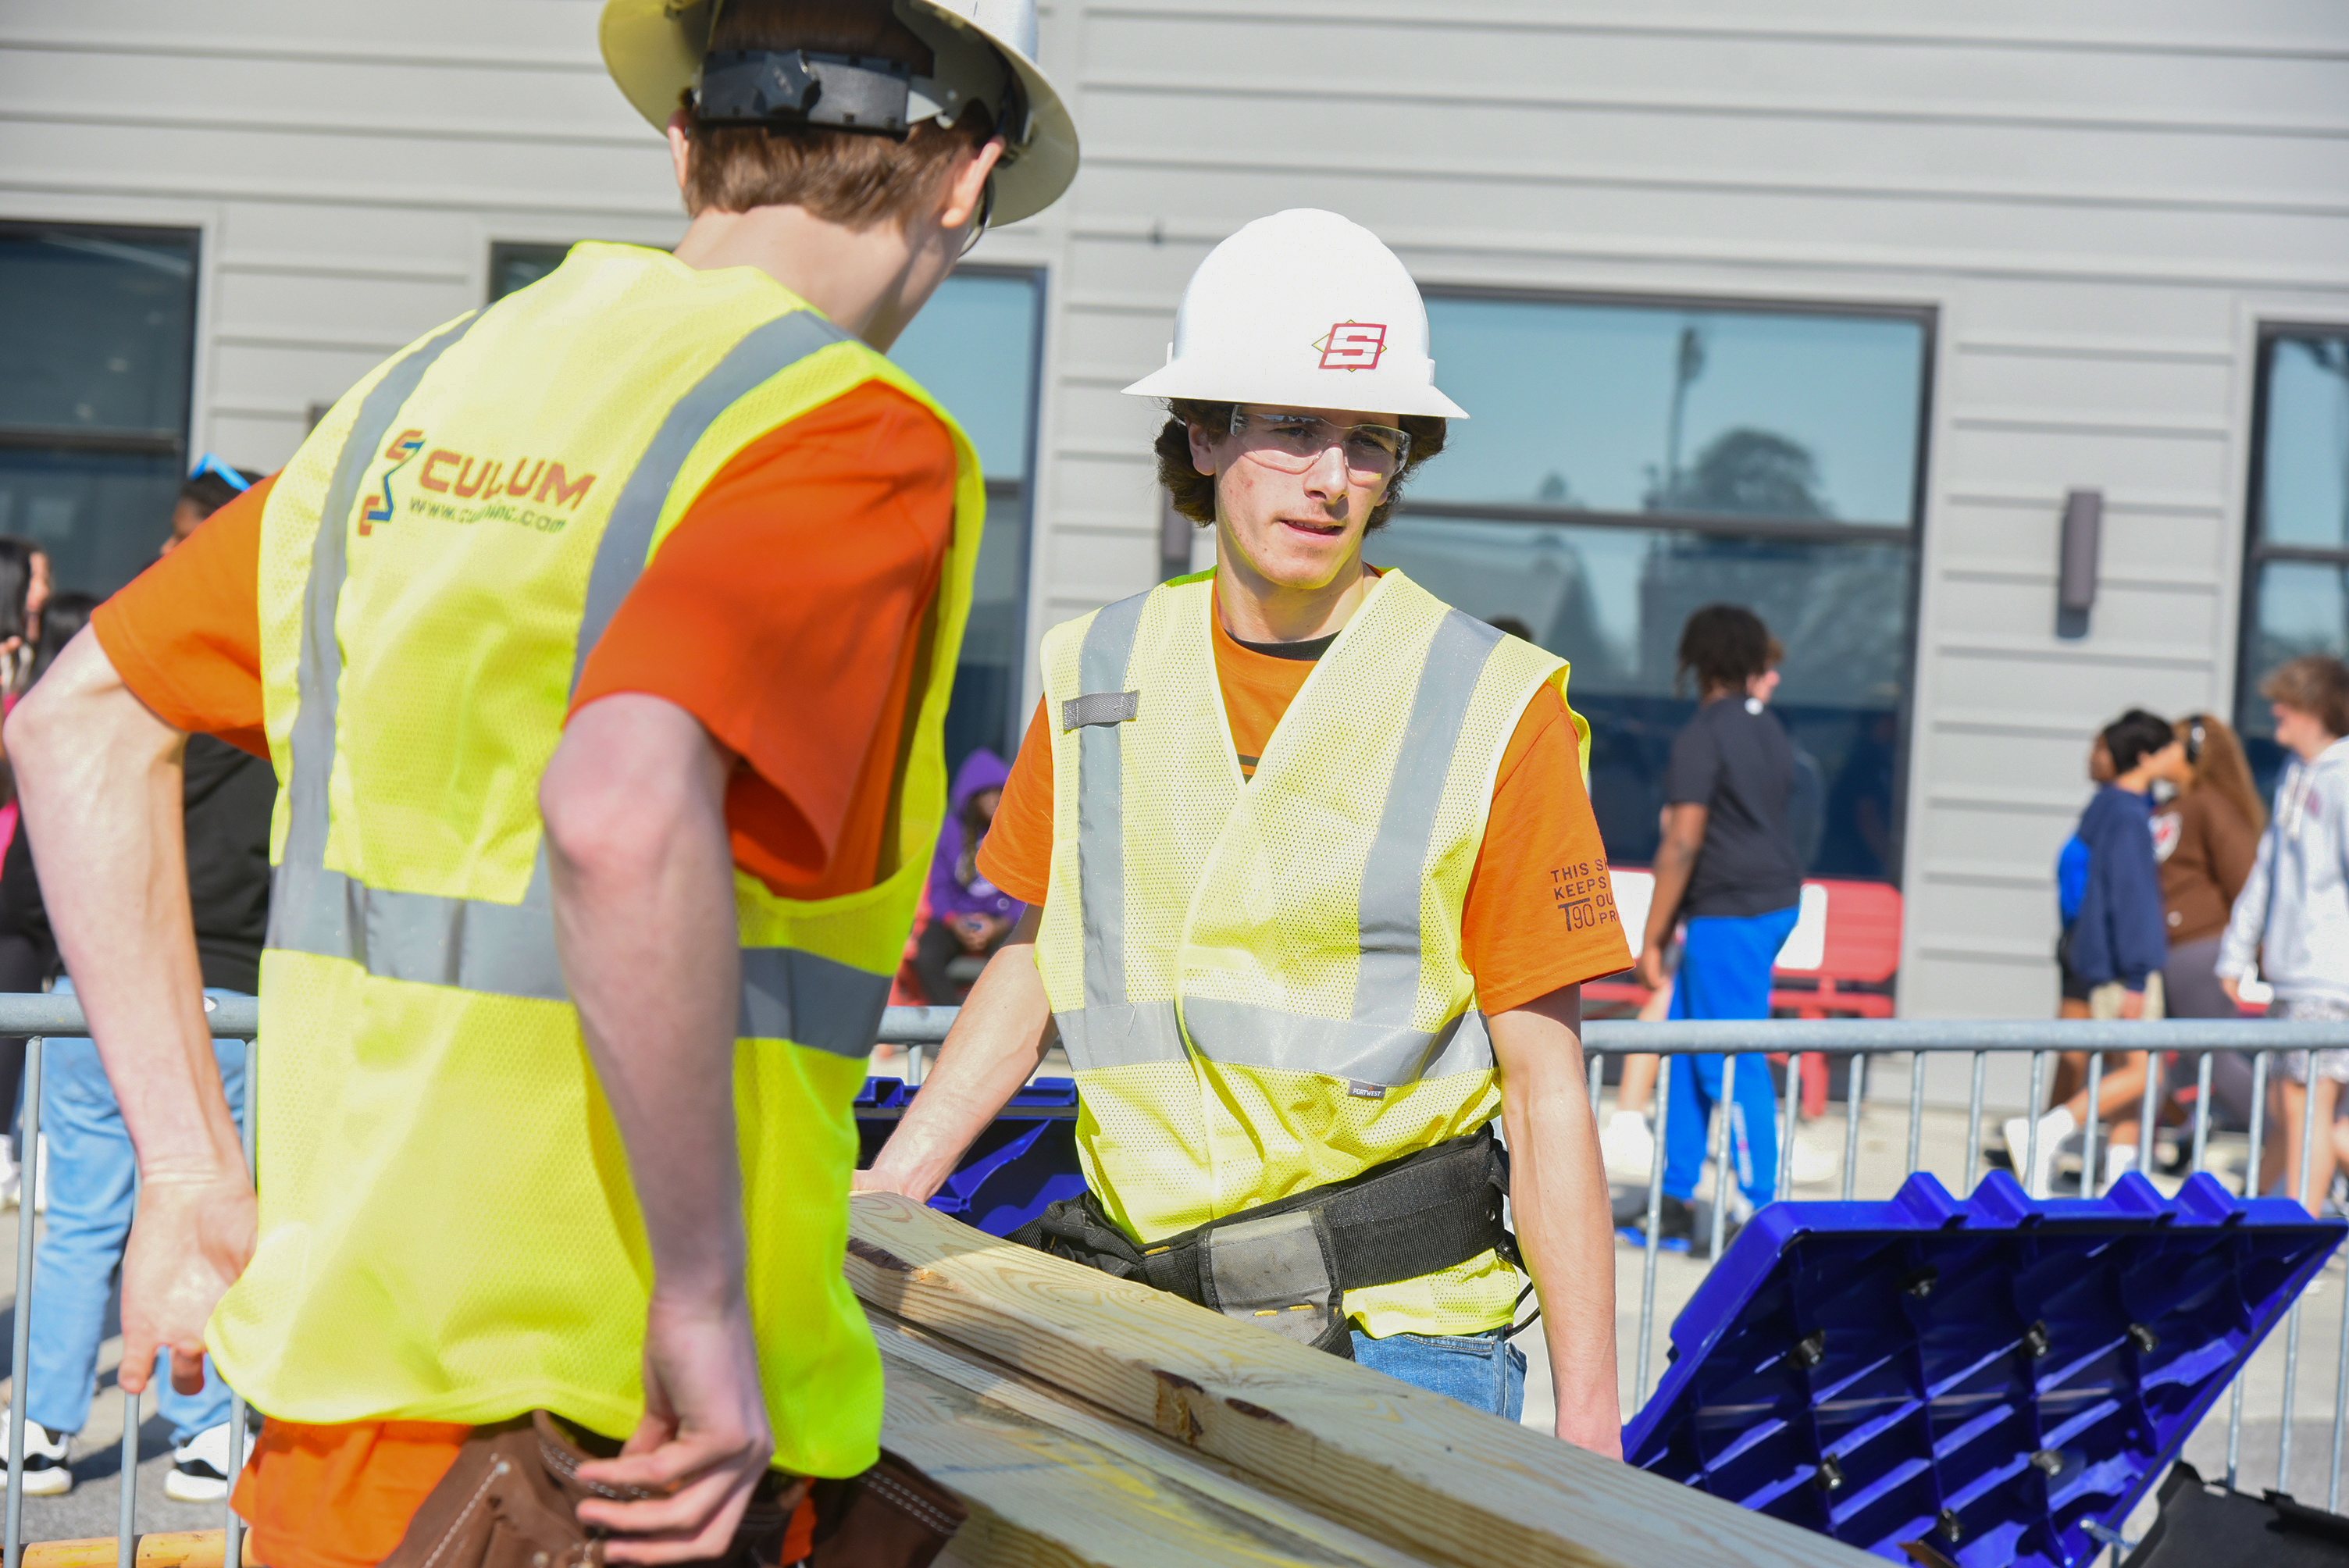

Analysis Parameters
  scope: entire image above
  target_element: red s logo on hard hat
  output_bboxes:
[1315,322,1388,371]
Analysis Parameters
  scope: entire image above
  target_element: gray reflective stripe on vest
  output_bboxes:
[1075,593,1149,1014]
[268,308,888,1057]
[1178,997,1493,1089]
[1053,999,1184,1071]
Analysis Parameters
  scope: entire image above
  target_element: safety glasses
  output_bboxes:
[190,452,251,492]
[1227,407,1411,479]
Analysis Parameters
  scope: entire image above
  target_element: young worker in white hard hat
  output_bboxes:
[863,209,1631,1452]
[5,2,1075,1562]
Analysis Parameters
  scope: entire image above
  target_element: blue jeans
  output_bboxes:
[26,982,248,1444]
[1662,907,1799,1210]
[1350,1327,1526,1420]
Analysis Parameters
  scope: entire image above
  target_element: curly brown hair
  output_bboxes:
[1152,399,1448,534]
[677,0,997,226]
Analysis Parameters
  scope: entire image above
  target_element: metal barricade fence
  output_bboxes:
[6,1000,2348,1562]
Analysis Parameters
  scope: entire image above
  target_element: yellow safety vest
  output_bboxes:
[1034,571,1583,1337]
[212,244,985,1480]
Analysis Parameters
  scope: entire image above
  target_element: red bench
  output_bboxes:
[1584,871,1904,1117]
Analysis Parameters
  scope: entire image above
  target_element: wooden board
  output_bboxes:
[873,1307,1437,1568]
[848,1193,1879,1568]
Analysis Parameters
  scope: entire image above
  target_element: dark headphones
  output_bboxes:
[2186,717,2208,766]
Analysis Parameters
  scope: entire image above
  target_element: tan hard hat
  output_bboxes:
[599,0,1078,226]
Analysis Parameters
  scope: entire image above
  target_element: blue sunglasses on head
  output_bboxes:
[190,453,251,492]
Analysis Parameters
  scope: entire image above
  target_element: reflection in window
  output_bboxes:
[1396,290,1930,883]
[1420,298,1927,526]
[1374,519,1908,878]
[886,268,1045,771]
[0,223,200,595]
[488,242,570,302]
[2240,330,2349,788]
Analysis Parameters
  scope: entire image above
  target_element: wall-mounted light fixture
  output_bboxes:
[2056,488,2102,640]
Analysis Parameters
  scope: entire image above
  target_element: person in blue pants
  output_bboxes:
[1632,604,1805,1254]
[5,980,248,1499]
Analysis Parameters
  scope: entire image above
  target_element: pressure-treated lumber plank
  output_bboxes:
[848,1193,1877,1568]
[872,1307,1436,1568]
[875,1316,1438,1566]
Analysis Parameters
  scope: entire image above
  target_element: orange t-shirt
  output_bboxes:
[978,593,1632,1015]
[97,379,956,1566]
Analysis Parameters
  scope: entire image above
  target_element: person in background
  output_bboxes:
[1618,626,1837,1197]
[2218,655,2349,1216]
[0,486,269,1501]
[2151,712,2266,1130]
[0,537,52,1206]
[167,454,257,554]
[914,749,1022,1005]
[2009,709,2179,1196]
[1630,604,1803,1250]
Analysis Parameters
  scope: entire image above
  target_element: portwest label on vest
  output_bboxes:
[1035,571,1584,1338]
[217,244,986,1479]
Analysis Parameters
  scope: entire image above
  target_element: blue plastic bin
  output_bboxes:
[855,1076,1086,1237]
[1623,1171,2344,1567]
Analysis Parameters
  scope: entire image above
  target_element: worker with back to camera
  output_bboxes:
[861,209,1631,1452]
[5,1,1078,1562]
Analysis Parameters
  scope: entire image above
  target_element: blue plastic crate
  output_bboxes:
[1623,1171,2344,1567]
[855,1076,1086,1237]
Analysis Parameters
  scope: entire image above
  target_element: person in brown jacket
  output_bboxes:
[2154,713,2269,1131]
[2155,714,2267,1014]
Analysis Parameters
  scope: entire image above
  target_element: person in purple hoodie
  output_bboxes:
[914,748,1024,1004]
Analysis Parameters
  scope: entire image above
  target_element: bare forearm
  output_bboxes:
[1642,836,1697,958]
[1491,989,1622,1456]
[865,912,1050,1200]
[546,696,746,1306]
[5,630,239,1181]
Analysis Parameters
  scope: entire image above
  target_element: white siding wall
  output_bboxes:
[6,1,2347,1015]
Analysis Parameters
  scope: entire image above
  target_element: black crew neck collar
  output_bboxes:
[1231,630,1338,661]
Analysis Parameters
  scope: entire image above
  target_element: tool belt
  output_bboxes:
[380,1411,966,1568]
[1007,1128,1516,1359]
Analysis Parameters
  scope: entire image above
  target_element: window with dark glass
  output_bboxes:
[1380,292,1933,882]
[887,265,1046,772]
[2238,326,2349,792]
[488,242,571,301]
[0,223,201,595]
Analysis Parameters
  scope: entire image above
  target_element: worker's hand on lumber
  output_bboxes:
[547,696,776,1558]
[119,1171,257,1396]
[861,906,1050,1200]
[572,1288,775,1561]
[5,629,255,1397]
[1491,985,1625,1459]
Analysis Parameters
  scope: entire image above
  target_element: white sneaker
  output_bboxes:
[2102,1142,2139,1188]
[1789,1131,1841,1188]
[164,1420,237,1502]
[1599,1110,1655,1184]
[2003,1107,2075,1199]
[2,1407,73,1495]
[0,1150,18,1210]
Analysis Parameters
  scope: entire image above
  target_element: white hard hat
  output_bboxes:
[1122,209,1466,420]
[599,0,1078,226]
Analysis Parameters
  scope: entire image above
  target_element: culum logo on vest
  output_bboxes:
[359,428,600,536]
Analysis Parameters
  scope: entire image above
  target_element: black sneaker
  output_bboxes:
[1617,1194,1738,1258]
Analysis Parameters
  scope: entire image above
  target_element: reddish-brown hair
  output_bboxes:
[1152,399,1448,535]
[2177,712,2268,836]
[677,0,995,225]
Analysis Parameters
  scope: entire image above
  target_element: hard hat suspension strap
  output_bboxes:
[697,47,915,138]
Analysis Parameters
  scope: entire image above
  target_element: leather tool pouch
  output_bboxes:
[380,1413,964,1568]
[1195,1206,1352,1357]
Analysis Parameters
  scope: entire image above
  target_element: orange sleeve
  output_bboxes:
[1463,683,1635,1015]
[974,696,1054,907]
[89,475,275,758]
[572,381,956,901]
